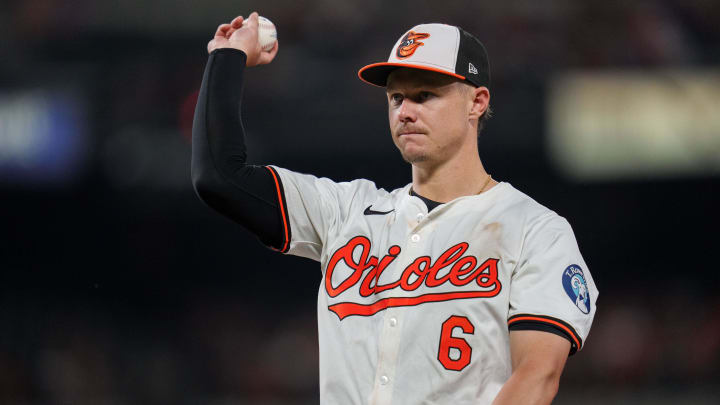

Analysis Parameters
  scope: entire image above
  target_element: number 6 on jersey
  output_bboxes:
[438,315,475,371]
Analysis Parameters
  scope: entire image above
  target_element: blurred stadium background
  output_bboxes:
[2,0,720,403]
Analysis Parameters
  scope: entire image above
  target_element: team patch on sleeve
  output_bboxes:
[562,264,591,314]
[507,314,583,354]
[265,166,291,253]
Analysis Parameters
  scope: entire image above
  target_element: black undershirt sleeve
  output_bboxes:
[191,48,285,249]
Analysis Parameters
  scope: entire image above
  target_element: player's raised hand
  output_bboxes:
[207,12,278,67]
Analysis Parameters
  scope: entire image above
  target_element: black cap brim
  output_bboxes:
[358,62,466,88]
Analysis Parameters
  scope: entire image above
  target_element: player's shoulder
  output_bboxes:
[272,166,388,194]
[494,182,570,229]
[337,177,395,201]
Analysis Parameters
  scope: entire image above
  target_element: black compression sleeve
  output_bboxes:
[191,48,287,250]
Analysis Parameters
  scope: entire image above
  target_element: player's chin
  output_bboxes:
[397,145,428,164]
[404,154,429,164]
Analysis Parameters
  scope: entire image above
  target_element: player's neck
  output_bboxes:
[411,151,495,203]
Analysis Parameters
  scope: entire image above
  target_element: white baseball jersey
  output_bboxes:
[266,166,598,405]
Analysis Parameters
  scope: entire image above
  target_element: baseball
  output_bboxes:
[243,16,277,51]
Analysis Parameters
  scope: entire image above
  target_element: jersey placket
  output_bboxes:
[370,196,429,405]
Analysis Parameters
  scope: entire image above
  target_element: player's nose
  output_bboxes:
[397,98,418,123]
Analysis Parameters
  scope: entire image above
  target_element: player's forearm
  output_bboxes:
[191,48,249,191]
[491,365,561,405]
[191,48,285,248]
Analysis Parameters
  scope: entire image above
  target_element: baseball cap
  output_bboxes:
[358,23,490,89]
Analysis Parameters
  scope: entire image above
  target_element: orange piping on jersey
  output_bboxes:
[265,166,290,253]
[358,63,466,87]
[507,315,581,350]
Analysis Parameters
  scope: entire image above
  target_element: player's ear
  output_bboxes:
[468,86,490,120]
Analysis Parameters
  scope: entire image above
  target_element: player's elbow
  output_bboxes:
[541,369,561,402]
[530,365,563,404]
[515,360,564,405]
[191,164,228,208]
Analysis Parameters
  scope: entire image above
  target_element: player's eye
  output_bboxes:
[390,93,404,105]
[418,91,433,101]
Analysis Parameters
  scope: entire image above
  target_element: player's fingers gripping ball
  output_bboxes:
[242,16,277,51]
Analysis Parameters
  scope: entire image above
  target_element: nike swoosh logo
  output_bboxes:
[364,205,394,216]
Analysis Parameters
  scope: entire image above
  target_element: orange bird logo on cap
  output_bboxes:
[396,31,430,59]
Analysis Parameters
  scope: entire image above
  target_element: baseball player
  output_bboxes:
[192,12,598,405]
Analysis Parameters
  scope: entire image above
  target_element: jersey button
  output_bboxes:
[416,213,424,221]
[389,317,397,327]
[411,234,420,242]
[379,375,389,385]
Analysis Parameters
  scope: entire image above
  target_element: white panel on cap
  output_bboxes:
[387,24,460,74]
